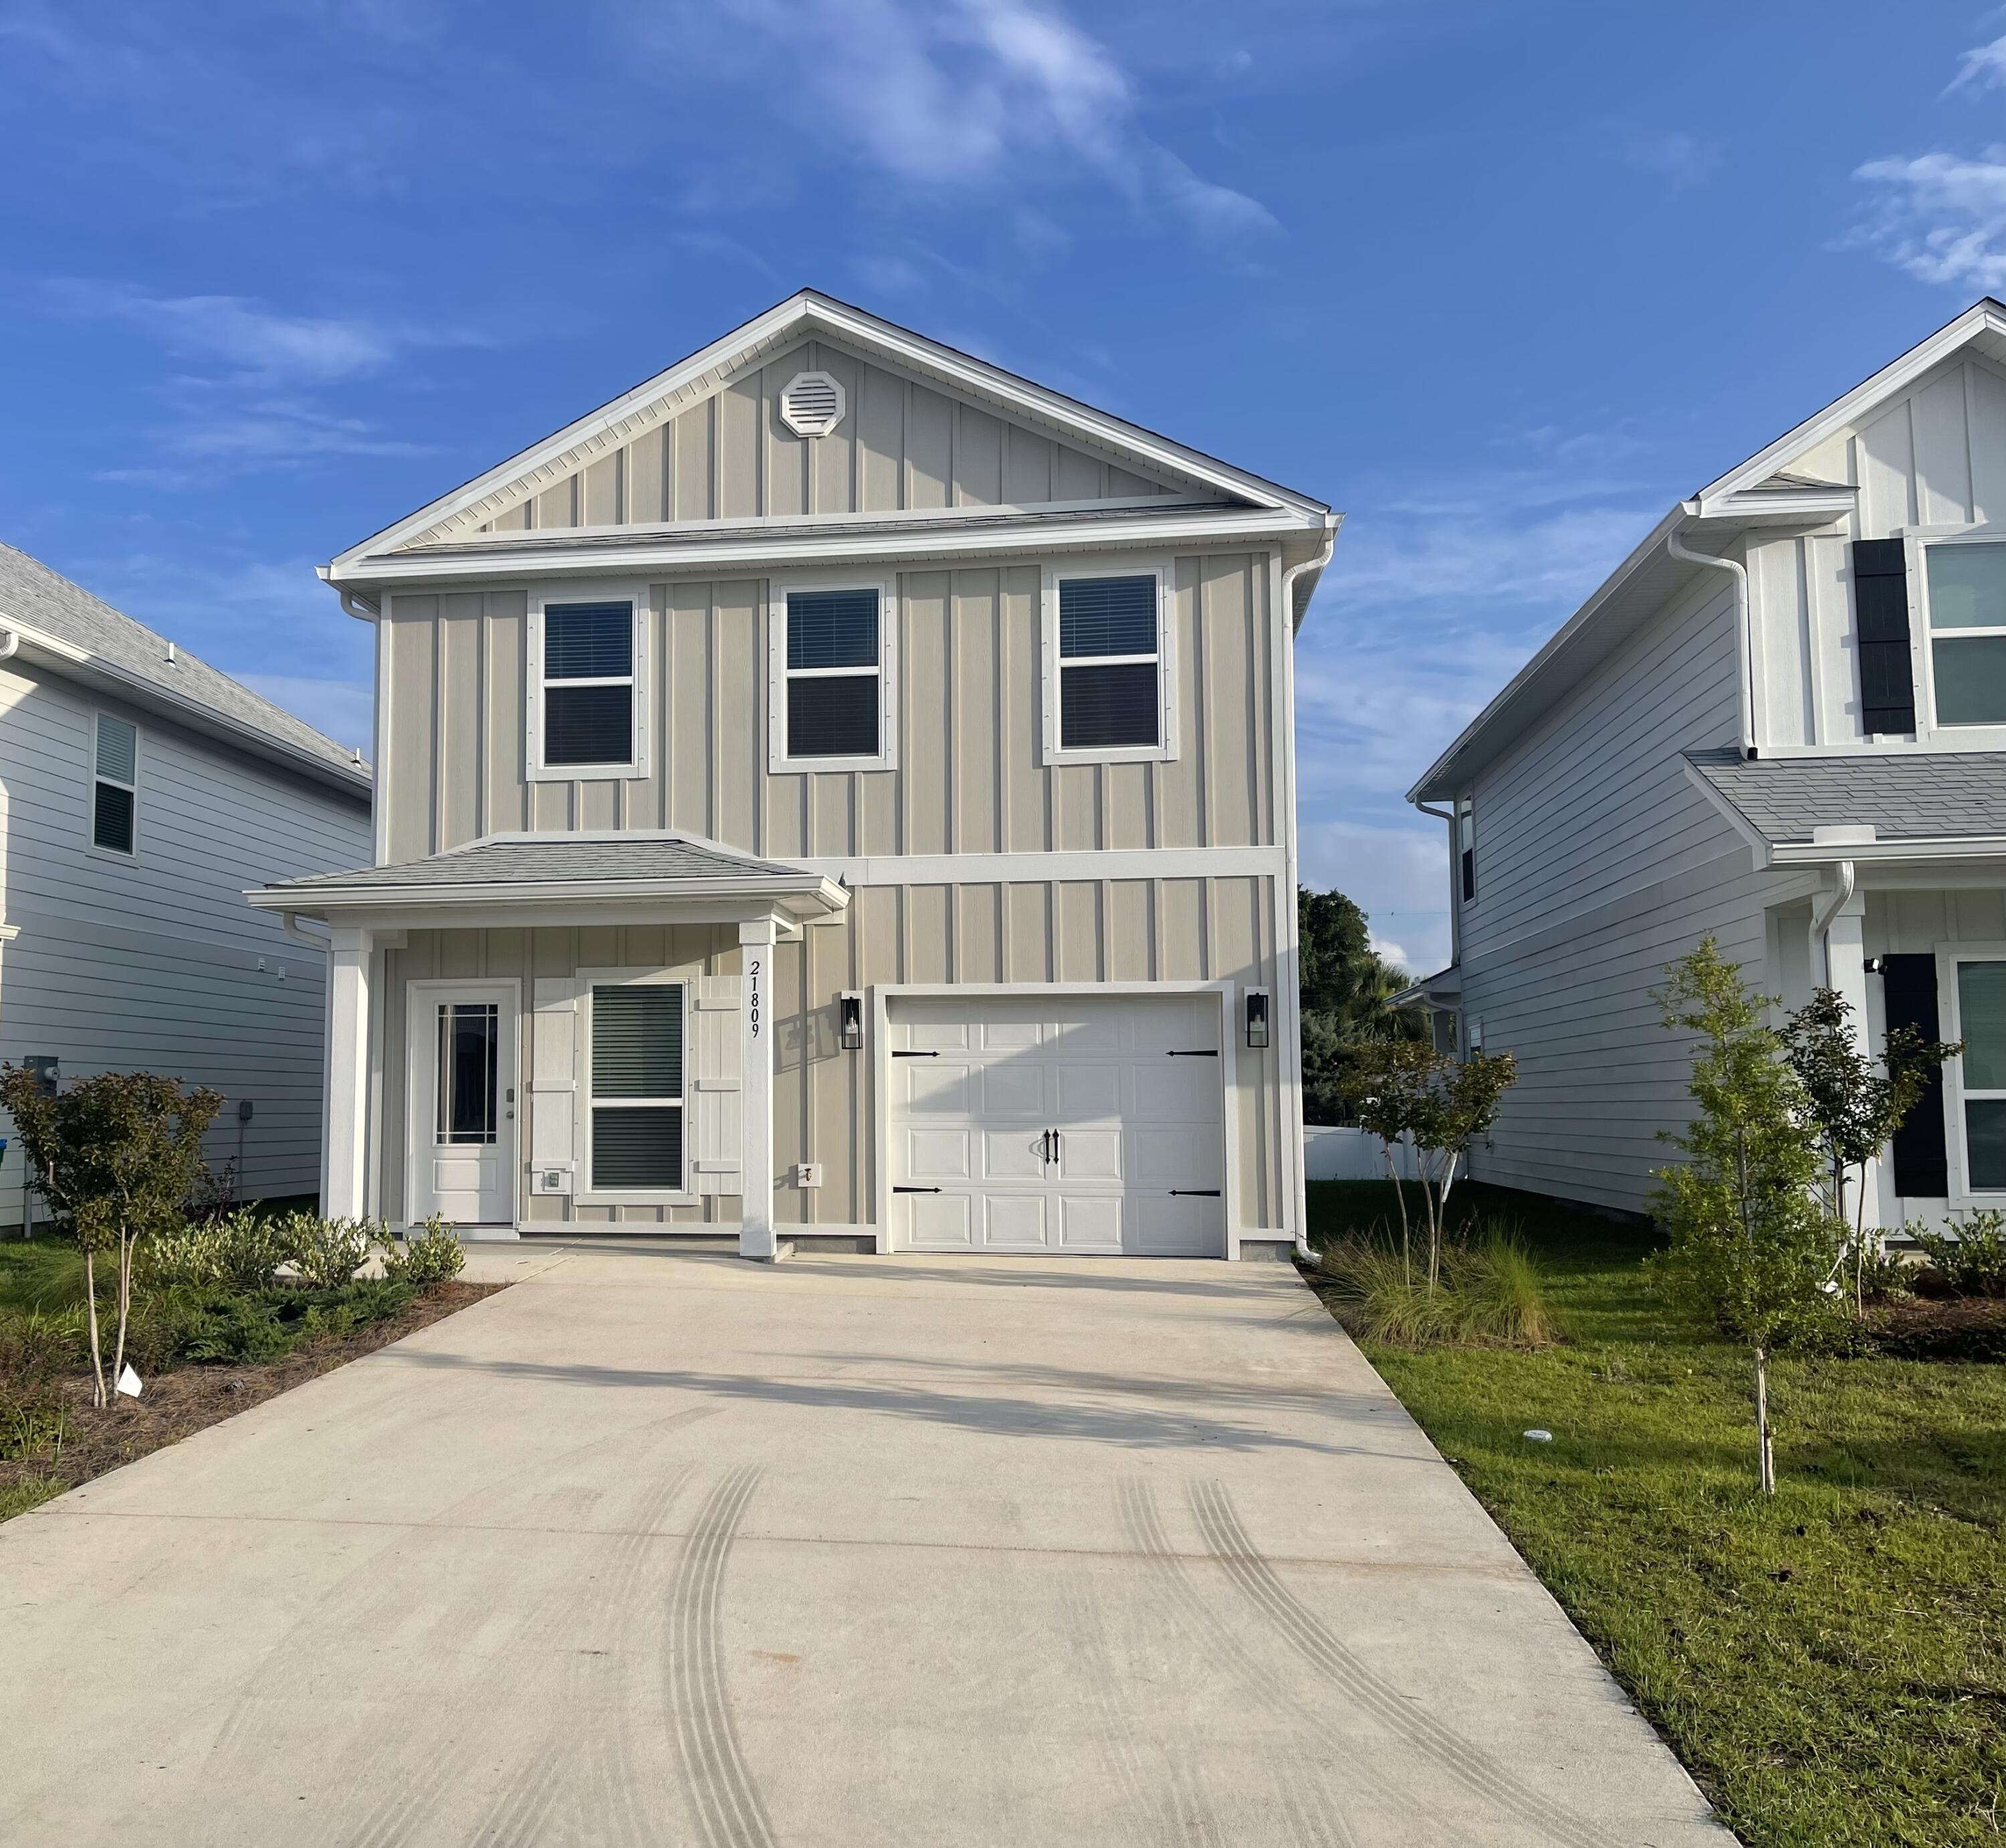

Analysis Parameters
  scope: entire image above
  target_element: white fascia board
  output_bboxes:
[790,845,1285,885]
[331,508,1307,588]
[327,290,1329,573]
[248,873,850,916]
[1771,836,2006,866]
[1692,487,1858,524]
[3,620,372,799]
[1406,502,1689,803]
[1679,756,1775,865]
[1699,299,2006,503]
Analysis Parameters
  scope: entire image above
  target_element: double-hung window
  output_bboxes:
[770,580,894,771]
[1042,564,1175,762]
[1953,957,2006,1193]
[1923,540,2006,727]
[588,981,685,1192]
[92,714,137,854]
[529,590,647,779]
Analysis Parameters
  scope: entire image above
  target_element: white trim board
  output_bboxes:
[788,846,1285,885]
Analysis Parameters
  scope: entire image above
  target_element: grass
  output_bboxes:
[1306,1179,2006,1848]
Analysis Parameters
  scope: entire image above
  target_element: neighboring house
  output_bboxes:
[0,542,373,1218]
[1404,300,2006,1232]
[255,291,1336,1260]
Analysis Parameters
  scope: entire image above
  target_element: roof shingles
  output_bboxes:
[1687,747,2006,843]
[267,835,815,895]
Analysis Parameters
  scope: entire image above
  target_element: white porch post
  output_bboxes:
[1817,888,1882,1232]
[738,917,777,1260]
[324,925,373,1221]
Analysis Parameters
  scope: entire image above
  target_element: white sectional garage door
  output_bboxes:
[887,993,1226,1256]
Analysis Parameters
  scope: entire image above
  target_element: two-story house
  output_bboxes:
[1404,301,2006,1232]
[0,542,372,1215]
[256,292,1335,1261]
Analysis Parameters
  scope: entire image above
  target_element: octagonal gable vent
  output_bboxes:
[779,369,847,439]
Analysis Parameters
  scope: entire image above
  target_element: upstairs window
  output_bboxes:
[1042,564,1176,764]
[1457,797,1476,904]
[1924,541,2006,728]
[770,580,895,772]
[92,714,137,854]
[528,590,647,780]
[588,981,685,1192]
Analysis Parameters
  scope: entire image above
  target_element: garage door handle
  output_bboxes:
[892,1050,939,1058]
[1168,1189,1222,1197]
[1167,1050,1218,1058]
[894,1185,942,1194]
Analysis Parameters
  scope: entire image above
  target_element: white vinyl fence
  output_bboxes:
[1303,1125,1424,1182]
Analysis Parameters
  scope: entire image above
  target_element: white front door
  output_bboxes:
[887,994,1227,1256]
[407,982,518,1227]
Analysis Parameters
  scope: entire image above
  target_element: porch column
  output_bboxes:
[1816,887,1882,1231]
[324,925,372,1221]
[738,917,777,1260]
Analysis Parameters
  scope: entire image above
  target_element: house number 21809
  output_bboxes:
[746,957,762,1042]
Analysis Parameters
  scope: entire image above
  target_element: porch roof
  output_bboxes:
[249,830,850,919]
[1684,748,2006,862]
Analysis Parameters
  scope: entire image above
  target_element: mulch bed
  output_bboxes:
[1863,1294,2006,1363]
[0,1279,506,1510]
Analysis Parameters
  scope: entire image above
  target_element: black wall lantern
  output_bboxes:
[1245,989,1270,1050]
[839,992,863,1052]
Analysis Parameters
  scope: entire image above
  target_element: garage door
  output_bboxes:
[887,994,1227,1256]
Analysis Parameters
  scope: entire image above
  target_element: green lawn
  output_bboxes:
[1306,1180,2006,1848]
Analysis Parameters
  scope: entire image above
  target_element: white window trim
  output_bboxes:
[1908,532,2006,749]
[88,711,139,858]
[1040,556,1178,766]
[768,572,897,774]
[526,582,651,783]
[577,968,695,1206]
[1936,943,2006,1204]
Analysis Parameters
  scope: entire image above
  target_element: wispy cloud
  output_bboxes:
[1948,31,2006,94]
[627,0,1276,242]
[1621,129,1724,193]
[239,673,375,752]
[1852,148,2006,291]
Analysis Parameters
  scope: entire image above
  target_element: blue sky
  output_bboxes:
[2,2,2002,968]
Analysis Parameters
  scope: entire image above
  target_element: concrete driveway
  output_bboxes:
[0,1245,1731,1848]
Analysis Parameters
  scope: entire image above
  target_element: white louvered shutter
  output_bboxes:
[690,975,742,1193]
[530,977,584,1170]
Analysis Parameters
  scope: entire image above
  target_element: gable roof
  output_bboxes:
[0,542,370,800]
[1408,300,2006,804]
[324,290,1333,596]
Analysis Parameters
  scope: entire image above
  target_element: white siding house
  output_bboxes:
[0,544,373,1216]
[1406,302,2006,1230]
[257,291,1336,1261]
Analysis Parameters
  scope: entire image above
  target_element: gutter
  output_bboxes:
[1280,519,1339,1264]
[1666,515,1756,759]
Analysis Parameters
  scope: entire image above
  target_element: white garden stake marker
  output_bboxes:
[116,1365,143,1399]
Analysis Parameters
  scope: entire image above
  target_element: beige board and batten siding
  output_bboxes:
[378,553,1276,862]
[1749,349,2006,748]
[1456,574,1777,1215]
[378,878,1287,1233]
[454,340,1176,539]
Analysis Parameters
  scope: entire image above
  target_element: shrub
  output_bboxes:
[380,1216,465,1288]
[0,1310,76,1387]
[1908,1209,2006,1299]
[282,1214,376,1291]
[1317,1224,1555,1347]
[146,1209,295,1292]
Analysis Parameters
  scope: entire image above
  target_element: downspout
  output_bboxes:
[1667,524,1755,758]
[0,628,18,661]
[338,590,380,624]
[1811,860,1857,988]
[282,911,332,950]
[1282,518,1339,1263]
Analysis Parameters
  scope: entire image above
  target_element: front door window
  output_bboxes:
[437,1002,499,1145]
[1957,961,2006,1190]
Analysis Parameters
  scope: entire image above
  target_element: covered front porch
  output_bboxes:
[251,832,849,1260]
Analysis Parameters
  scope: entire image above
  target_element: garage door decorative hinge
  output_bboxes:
[893,1185,943,1193]
[1166,1050,1218,1058]
[891,1050,939,1058]
[1167,1189,1222,1197]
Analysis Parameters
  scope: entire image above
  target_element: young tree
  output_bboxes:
[0,1067,223,1407]
[1651,941,1846,1495]
[1782,988,1959,1310]
[1340,1038,1517,1286]
[1298,886,1424,1124]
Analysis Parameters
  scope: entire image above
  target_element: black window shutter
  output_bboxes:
[1851,540,1916,735]
[1882,953,1950,1198]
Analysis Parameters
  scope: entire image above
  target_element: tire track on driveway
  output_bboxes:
[668,1466,776,1848]
[1188,1481,1618,1848]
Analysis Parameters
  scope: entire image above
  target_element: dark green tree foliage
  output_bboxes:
[0,1066,222,1407]
[1298,886,1424,1123]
